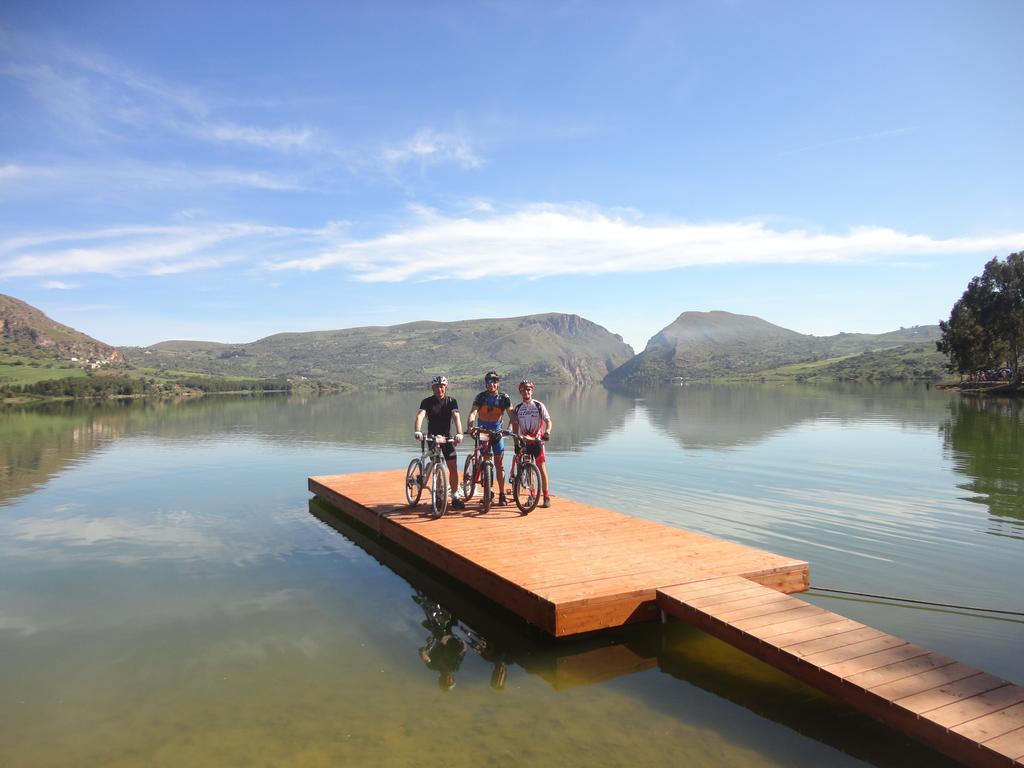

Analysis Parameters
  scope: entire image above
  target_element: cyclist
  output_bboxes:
[466,371,513,505]
[510,379,553,508]
[413,375,465,510]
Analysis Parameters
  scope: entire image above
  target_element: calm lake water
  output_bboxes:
[1,383,1021,767]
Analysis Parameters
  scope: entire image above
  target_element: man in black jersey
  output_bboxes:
[413,375,465,510]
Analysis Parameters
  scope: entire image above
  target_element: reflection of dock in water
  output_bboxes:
[310,471,1024,767]
[309,496,655,691]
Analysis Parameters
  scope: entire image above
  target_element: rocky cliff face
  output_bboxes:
[0,294,120,361]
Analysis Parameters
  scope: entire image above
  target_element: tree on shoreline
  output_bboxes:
[937,251,1024,383]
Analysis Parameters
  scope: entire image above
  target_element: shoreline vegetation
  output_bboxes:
[6,367,1024,405]
[4,290,1021,403]
[938,381,1024,396]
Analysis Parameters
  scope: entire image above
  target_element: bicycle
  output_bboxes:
[462,426,510,514]
[405,434,450,519]
[508,433,546,514]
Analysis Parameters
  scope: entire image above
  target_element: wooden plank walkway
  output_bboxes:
[658,577,1024,767]
[309,470,1024,768]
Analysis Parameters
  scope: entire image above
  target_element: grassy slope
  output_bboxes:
[0,357,90,386]
[725,344,949,382]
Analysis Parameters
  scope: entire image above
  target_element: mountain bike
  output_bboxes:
[405,434,450,519]
[508,433,545,514]
[462,427,509,513]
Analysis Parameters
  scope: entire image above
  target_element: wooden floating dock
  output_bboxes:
[309,470,1024,768]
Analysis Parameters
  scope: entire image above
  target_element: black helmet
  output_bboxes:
[484,371,500,384]
[431,375,448,387]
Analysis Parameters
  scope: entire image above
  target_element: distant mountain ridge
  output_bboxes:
[125,313,635,387]
[2,294,944,390]
[0,294,120,362]
[604,310,941,387]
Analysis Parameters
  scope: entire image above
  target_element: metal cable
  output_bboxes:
[808,587,1024,617]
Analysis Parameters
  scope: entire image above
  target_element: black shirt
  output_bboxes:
[419,395,459,436]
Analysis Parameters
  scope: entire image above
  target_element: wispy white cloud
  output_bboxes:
[265,203,1024,282]
[381,127,482,169]
[0,222,322,279]
[3,38,483,175]
[8,203,1020,283]
[41,280,77,289]
[2,43,320,153]
[0,161,306,194]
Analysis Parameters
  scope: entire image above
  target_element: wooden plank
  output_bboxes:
[730,603,827,632]
[872,663,991,708]
[749,611,848,641]
[711,593,801,621]
[888,670,1007,714]
[799,633,909,668]
[786,626,886,658]
[824,643,930,679]
[929,685,1024,729]
[845,653,955,690]
[952,702,1024,744]
[981,726,1024,762]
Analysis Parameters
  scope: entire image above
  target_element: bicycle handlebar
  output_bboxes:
[418,434,452,444]
[468,426,511,438]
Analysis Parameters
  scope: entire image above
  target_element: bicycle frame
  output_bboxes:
[420,435,447,478]
[462,427,509,512]
[406,434,450,518]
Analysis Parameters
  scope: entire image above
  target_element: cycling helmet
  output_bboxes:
[518,380,534,390]
[484,371,500,384]
[431,375,448,387]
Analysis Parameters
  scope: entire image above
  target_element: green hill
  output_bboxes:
[605,311,943,387]
[124,313,635,387]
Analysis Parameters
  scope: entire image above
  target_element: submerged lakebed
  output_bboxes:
[1,383,1021,767]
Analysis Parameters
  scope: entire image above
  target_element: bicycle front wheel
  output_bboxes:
[430,463,449,519]
[462,454,478,500]
[480,461,494,513]
[513,462,541,514]
[405,458,424,506]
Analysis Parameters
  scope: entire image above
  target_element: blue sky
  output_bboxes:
[1,1,1022,352]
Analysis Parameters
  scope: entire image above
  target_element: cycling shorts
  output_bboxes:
[523,440,546,464]
[477,421,505,456]
[439,442,457,462]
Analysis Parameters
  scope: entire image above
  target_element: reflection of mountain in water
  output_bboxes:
[642,382,954,450]
[308,497,958,768]
[0,388,634,504]
[942,396,1024,525]
[1,399,137,503]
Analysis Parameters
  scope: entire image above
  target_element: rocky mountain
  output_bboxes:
[604,311,941,387]
[123,313,635,387]
[0,294,120,362]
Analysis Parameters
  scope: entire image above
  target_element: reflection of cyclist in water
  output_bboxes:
[414,593,467,691]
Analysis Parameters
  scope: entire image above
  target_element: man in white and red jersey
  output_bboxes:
[510,379,553,508]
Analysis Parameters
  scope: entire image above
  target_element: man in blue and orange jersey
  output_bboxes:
[466,371,513,505]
